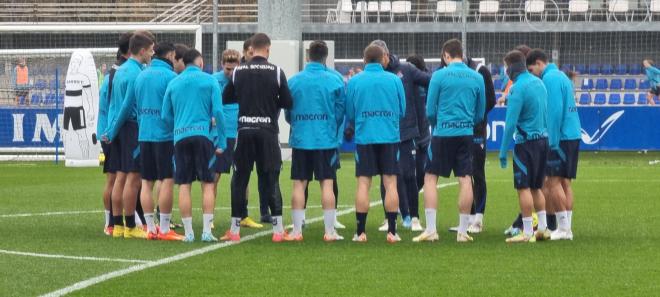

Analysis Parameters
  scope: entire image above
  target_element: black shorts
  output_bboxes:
[425,136,473,178]
[513,138,549,189]
[140,141,174,181]
[113,121,140,173]
[63,106,86,131]
[101,142,118,174]
[398,139,416,178]
[233,129,282,174]
[546,139,580,179]
[215,138,236,174]
[355,143,399,177]
[291,148,339,181]
[174,136,216,184]
[651,86,660,96]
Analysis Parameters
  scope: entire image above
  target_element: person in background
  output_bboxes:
[13,57,30,106]
[643,59,660,105]
[97,63,107,85]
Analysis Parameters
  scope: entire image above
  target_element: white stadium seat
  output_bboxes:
[391,1,412,22]
[568,0,590,21]
[607,0,631,22]
[478,0,501,22]
[435,1,458,22]
[524,0,546,21]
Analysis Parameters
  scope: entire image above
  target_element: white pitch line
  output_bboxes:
[0,249,151,264]
[419,181,459,193]
[0,210,104,218]
[40,182,458,297]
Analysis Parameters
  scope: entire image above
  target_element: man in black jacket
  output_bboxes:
[370,40,431,232]
[221,33,294,242]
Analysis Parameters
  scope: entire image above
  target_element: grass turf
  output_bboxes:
[0,152,659,296]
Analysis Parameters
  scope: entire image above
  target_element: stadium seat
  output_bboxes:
[608,93,621,105]
[629,64,642,75]
[593,93,607,105]
[380,1,392,22]
[478,0,500,22]
[601,64,614,75]
[639,79,651,89]
[568,0,590,21]
[575,64,586,74]
[623,93,636,105]
[607,0,630,22]
[493,79,503,90]
[638,93,648,104]
[615,64,628,75]
[579,93,591,105]
[651,0,660,21]
[581,78,593,90]
[31,93,42,105]
[588,64,600,75]
[496,93,502,100]
[524,0,547,21]
[595,78,608,90]
[560,64,573,73]
[624,78,637,90]
[435,1,458,22]
[35,79,48,90]
[609,78,622,90]
[490,64,499,76]
[391,1,412,22]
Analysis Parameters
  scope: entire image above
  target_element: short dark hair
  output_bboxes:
[222,49,240,64]
[526,49,548,66]
[514,44,532,57]
[183,48,202,65]
[117,32,133,55]
[364,45,384,64]
[442,39,463,59]
[504,50,526,66]
[154,42,176,59]
[129,33,154,56]
[174,44,189,61]
[308,40,328,63]
[134,30,156,43]
[644,58,655,66]
[243,38,252,51]
[406,54,427,71]
[250,33,271,50]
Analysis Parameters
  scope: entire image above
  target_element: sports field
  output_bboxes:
[1,152,659,296]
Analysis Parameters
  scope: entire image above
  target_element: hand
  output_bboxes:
[215,148,224,155]
[499,156,507,169]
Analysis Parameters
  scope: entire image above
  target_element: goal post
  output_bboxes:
[0,24,202,162]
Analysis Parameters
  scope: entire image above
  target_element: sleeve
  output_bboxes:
[426,75,440,126]
[647,66,660,77]
[499,88,523,160]
[211,81,227,151]
[97,76,109,137]
[345,81,356,126]
[545,77,563,151]
[105,78,136,141]
[222,71,237,104]
[334,78,346,129]
[396,78,406,119]
[161,84,174,130]
[479,66,497,113]
[277,69,294,110]
[474,77,486,125]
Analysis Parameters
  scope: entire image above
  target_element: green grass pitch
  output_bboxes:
[1,152,659,296]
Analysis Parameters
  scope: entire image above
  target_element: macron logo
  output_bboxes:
[581,110,624,145]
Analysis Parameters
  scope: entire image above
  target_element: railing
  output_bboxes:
[0,1,656,24]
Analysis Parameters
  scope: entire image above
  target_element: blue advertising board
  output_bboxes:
[0,107,61,148]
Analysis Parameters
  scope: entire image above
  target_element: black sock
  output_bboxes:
[386,212,397,234]
[125,215,136,228]
[512,213,523,229]
[356,212,367,235]
[113,215,124,226]
[547,214,557,231]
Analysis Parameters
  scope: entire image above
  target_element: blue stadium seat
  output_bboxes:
[49,80,58,90]
[579,93,591,105]
[629,64,642,75]
[638,93,648,104]
[581,78,593,90]
[608,93,621,105]
[31,93,42,105]
[575,64,586,74]
[490,65,499,76]
[35,79,47,90]
[639,80,651,89]
[624,78,637,90]
[609,79,622,90]
[601,64,614,75]
[560,64,572,73]
[623,93,636,105]
[593,93,607,105]
[615,64,628,75]
[595,78,608,90]
[493,79,503,90]
[496,93,502,100]
[588,64,600,75]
